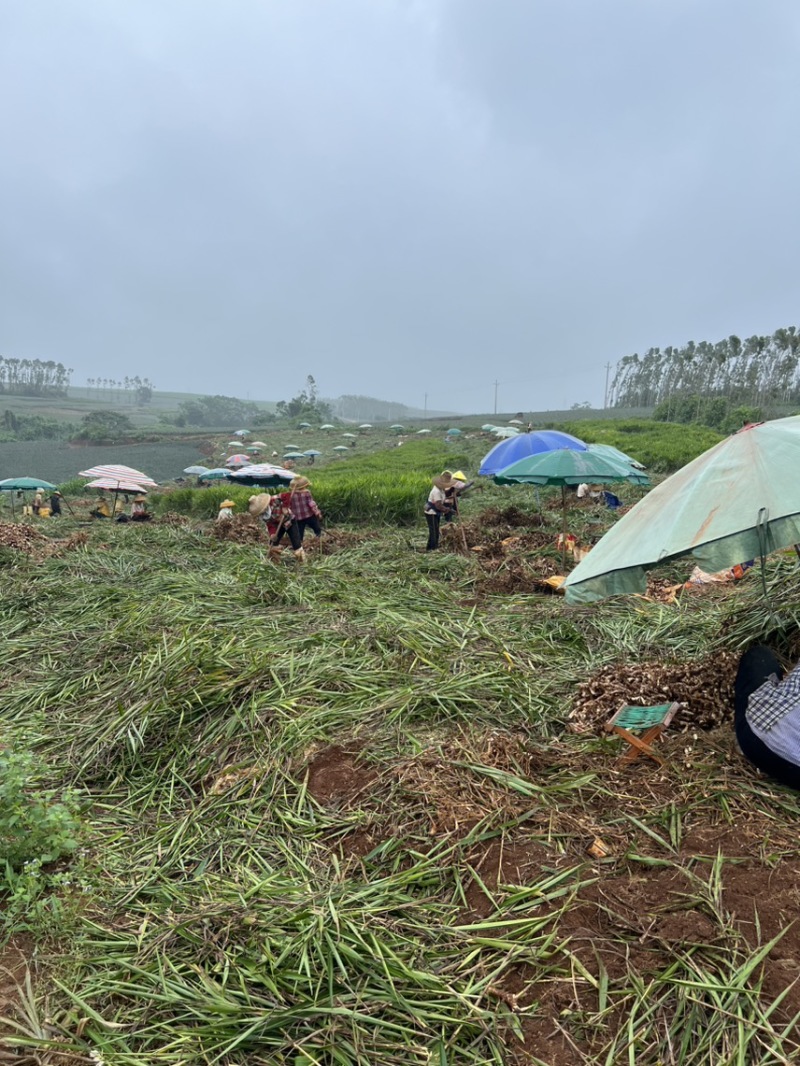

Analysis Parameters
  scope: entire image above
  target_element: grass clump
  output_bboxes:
[0,750,81,870]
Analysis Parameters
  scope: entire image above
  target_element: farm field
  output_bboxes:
[0,440,208,486]
[2,425,800,1064]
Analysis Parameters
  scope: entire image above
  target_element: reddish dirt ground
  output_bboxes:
[303,735,800,1062]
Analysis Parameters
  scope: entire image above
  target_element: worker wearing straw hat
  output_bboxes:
[423,471,455,551]
[217,498,236,521]
[288,476,322,543]
[248,492,272,536]
[130,495,151,522]
[254,491,306,561]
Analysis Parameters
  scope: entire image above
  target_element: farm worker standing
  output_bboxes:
[734,645,800,791]
[33,488,44,515]
[217,498,236,521]
[288,477,322,543]
[424,472,455,551]
[49,491,62,516]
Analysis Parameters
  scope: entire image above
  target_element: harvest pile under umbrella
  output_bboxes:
[495,448,649,568]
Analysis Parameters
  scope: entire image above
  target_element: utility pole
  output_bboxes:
[603,362,612,409]
[493,380,499,415]
[424,392,428,417]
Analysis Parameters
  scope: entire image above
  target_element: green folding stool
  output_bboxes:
[605,702,680,766]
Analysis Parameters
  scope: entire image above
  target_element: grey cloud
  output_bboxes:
[1,1,799,411]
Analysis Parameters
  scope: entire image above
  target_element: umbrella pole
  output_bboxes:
[561,485,568,572]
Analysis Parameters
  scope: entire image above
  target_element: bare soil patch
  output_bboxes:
[210,514,266,545]
[305,529,367,553]
[305,746,378,806]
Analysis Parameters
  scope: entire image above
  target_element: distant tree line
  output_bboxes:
[86,376,154,405]
[0,356,72,396]
[330,394,411,422]
[0,410,73,441]
[172,395,267,428]
[610,327,800,410]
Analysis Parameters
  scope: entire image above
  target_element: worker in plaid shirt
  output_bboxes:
[287,477,323,543]
[735,645,800,790]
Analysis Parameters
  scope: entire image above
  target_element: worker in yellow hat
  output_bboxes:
[444,471,474,521]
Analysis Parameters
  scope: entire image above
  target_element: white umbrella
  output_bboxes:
[416,429,431,435]
[359,423,372,429]
[508,419,524,425]
[320,424,335,430]
[342,433,357,439]
[493,427,520,438]
[228,463,295,482]
[250,441,268,449]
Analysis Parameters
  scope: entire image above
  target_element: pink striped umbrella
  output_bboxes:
[85,478,148,494]
[79,464,157,487]
[225,454,251,468]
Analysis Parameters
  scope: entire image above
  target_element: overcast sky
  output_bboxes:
[2,1,799,412]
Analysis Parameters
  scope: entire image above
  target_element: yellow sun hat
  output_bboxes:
[452,470,468,481]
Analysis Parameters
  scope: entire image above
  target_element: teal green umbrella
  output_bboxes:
[495,448,649,569]
[563,417,800,603]
[494,448,649,486]
[586,442,645,470]
[0,477,57,491]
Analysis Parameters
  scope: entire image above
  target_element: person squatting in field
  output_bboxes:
[248,492,306,562]
[734,645,800,790]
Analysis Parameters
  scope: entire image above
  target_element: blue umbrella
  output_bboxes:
[479,430,588,476]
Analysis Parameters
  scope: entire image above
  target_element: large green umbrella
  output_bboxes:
[0,477,57,491]
[563,416,800,604]
[0,477,58,518]
[586,443,645,470]
[495,448,649,569]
